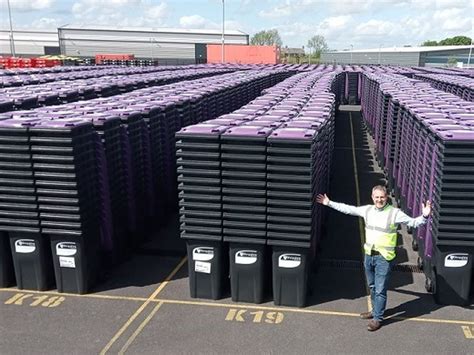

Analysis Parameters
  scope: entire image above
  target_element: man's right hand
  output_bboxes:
[316,193,330,206]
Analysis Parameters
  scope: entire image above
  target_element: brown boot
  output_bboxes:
[367,319,381,331]
[359,312,373,319]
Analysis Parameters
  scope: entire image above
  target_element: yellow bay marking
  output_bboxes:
[99,256,187,355]
[0,288,147,302]
[349,111,371,312]
[118,301,164,354]
[1,287,472,327]
[461,326,474,339]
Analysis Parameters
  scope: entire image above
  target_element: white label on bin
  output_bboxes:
[444,254,469,268]
[278,254,301,268]
[56,242,77,256]
[59,256,76,268]
[235,250,257,265]
[15,239,36,254]
[193,247,214,261]
[195,261,211,274]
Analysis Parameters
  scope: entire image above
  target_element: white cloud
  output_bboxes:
[433,8,472,31]
[71,0,168,27]
[6,0,55,11]
[355,19,396,37]
[259,2,293,18]
[31,17,61,29]
[179,15,209,28]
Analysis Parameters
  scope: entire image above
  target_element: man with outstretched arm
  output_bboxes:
[316,185,431,331]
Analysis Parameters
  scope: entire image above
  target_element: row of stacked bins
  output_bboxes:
[0,67,235,113]
[0,118,102,293]
[178,71,337,307]
[413,74,473,102]
[344,69,361,104]
[0,69,293,294]
[360,72,474,305]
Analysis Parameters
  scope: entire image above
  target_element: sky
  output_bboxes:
[1,0,472,50]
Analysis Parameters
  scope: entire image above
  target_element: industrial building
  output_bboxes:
[321,45,474,67]
[1,26,249,65]
[58,25,249,64]
[0,29,59,57]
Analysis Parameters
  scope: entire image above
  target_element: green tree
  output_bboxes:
[421,40,438,46]
[307,35,328,59]
[447,56,458,67]
[250,29,283,46]
[422,36,471,46]
[439,36,472,45]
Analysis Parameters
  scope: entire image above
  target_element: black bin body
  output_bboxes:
[228,238,267,303]
[0,232,15,287]
[271,242,310,308]
[10,232,54,290]
[186,239,227,300]
[435,245,473,306]
[50,235,100,294]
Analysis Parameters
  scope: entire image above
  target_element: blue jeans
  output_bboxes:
[364,254,393,322]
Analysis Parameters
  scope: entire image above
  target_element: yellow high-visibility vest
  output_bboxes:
[363,204,398,261]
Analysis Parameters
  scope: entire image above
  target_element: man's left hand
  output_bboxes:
[422,201,431,218]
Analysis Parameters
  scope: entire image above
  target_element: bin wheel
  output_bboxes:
[411,239,418,252]
[407,226,413,235]
[417,256,423,271]
[425,277,434,293]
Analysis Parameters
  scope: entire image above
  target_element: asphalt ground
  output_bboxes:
[0,107,472,354]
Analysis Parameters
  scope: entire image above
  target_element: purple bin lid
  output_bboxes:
[423,118,457,125]
[178,124,229,135]
[0,118,42,128]
[428,124,467,132]
[242,120,281,128]
[284,121,322,129]
[204,118,242,126]
[38,118,90,127]
[222,125,274,137]
[270,127,317,140]
[437,130,474,141]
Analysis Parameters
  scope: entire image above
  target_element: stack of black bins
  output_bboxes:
[266,127,319,307]
[108,109,147,243]
[29,119,102,294]
[221,125,273,304]
[0,118,48,289]
[176,124,228,300]
[428,130,474,305]
[86,113,130,262]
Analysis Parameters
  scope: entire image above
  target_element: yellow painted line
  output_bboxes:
[156,298,474,326]
[118,301,165,354]
[2,286,472,327]
[461,326,474,339]
[99,256,187,355]
[157,298,360,317]
[0,288,147,302]
[349,111,371,312]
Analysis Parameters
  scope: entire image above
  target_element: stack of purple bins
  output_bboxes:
[177,71,337,307]
[221,125,274,304]
[176,124,229,300]
[28,119,103,294]
[0,117,47,289]
[361,72,474,305]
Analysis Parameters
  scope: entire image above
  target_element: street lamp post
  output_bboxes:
[378,44,381,65]
[7,0,16,57]
[350,44,353,64]
[468,39,473,68]
[221,0,225,63]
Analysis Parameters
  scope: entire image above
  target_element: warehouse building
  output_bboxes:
[58,25,249,65]
[321,45,474,67]
[1,26,249,65]
[0,29,60,57]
